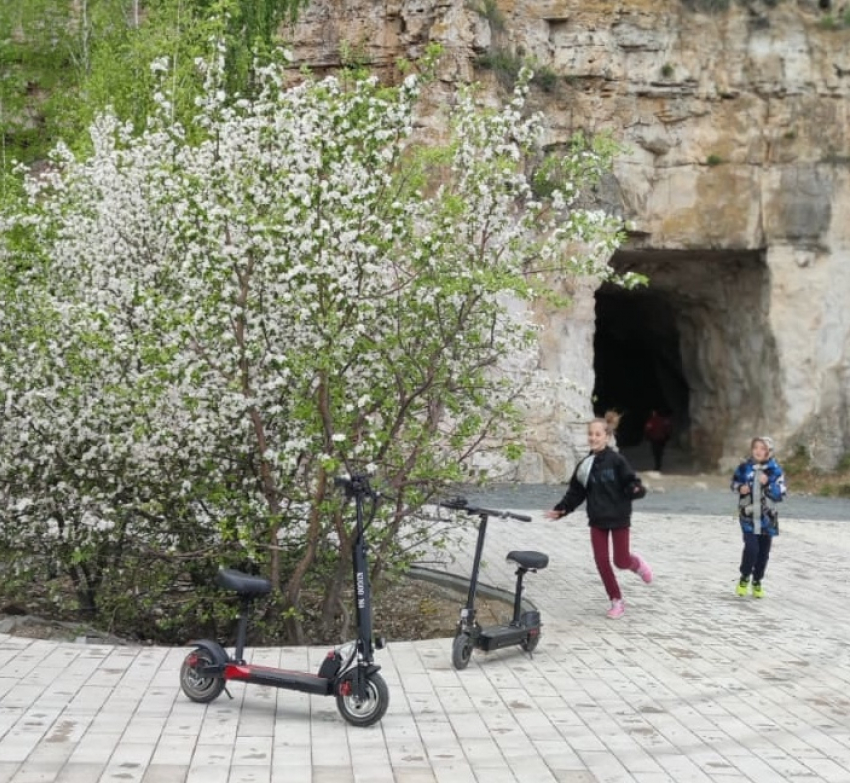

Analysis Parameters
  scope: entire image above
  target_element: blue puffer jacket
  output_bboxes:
[731,457,787,536]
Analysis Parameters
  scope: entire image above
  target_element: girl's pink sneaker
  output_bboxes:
[634,555,653,584]
[607,599,625,619]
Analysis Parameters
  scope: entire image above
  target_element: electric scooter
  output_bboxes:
[440,497,547,670]
[179,474,389,727]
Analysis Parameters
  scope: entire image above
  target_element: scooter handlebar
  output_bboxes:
[438,497,532,522]
[333,474,375,496]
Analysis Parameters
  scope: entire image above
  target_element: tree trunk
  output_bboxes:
[282,468,328,643]
[320,542,350,640]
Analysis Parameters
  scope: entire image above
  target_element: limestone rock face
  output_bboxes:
[288,0,850,479]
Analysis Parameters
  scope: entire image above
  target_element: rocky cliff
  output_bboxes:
[289,0,850,478]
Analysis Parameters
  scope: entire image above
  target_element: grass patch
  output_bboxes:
[681,0,731,13]
[783,446,850,497]
[475,48,561,92]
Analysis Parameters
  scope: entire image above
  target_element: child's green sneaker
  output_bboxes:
[752,581,765,599]
[735,577,749,597]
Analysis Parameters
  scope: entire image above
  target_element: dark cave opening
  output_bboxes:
[593,285,690,451]
[591,247,774,471]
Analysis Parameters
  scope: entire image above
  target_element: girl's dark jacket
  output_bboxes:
[553,446,646,529]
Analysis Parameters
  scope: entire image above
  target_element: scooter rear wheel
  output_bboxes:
[180,649,226,704]
[520,632,540,653]
[451,633,474,670]
[336,670,389,727]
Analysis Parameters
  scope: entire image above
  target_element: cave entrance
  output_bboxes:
[592,248,776,472]
[593,285,688,450]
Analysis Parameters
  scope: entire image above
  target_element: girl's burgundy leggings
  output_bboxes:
[590,526,639,601]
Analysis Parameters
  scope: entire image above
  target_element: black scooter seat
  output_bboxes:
[216,568,273,598]
[506,551,548,571]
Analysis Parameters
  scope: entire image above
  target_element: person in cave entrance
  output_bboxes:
[644,409,673,472]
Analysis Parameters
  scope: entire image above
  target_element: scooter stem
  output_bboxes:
[234,598,252,664]
[511,569,526,625]
[352,485,374,662]
[464,513,489,622]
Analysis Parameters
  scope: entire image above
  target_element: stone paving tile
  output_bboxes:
[140,766,190,783]
[1,506,850,782]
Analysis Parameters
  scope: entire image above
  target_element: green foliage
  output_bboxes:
[533,66,559,93]
[680,0,731,13]
[339,39,371,69]
[475,48,522,90]
[815,10,850,31]
[661,63,674,78]
[818,482,850,498]
[783,446,850,499]
[475,47,560,92]
[818,14,839,30]
[0,0,308,170]
[706,153,723,166]
[467,0,507,32]
[531,131,619,199]
[0,0,78,164]
[783,444,811,475]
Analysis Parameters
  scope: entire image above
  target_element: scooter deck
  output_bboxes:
[224,663,333,696]
[477,624,534,652]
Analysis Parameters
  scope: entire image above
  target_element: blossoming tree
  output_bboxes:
[0,49,629,641]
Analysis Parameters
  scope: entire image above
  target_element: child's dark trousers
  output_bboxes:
[740,531,773,582]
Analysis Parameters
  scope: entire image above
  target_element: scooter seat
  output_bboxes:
[506,551,548,571]
[216,568,273,598]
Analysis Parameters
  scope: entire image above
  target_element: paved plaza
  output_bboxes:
[1,484,849,782]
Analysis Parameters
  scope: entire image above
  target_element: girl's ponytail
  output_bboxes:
[603,410,621,435]
[591,409,621,436]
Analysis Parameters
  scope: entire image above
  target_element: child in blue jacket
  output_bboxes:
[731,436,787,598]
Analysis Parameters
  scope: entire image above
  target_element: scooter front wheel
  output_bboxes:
[180,649,226,703]
[451,633,474,670]
[336,670,389,727]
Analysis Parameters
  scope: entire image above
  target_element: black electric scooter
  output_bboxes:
[179,474,389,727]
[440,498,548,670]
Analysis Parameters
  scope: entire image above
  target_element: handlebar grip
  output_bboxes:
[510,512,532,523]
